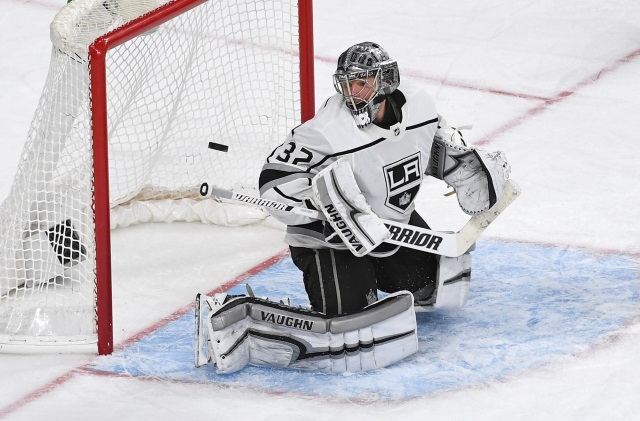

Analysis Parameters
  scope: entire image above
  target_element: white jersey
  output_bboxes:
[259,81,443,249]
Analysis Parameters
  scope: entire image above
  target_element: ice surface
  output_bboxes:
[90,242,639,401]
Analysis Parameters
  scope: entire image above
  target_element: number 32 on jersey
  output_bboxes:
[275,142,314,166]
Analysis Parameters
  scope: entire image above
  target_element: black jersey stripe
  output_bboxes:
[287,220,325,238]
[406,116,438,131]
[306,136,387,172]
[273,186,303,203]
[259,168,291,188]
[307,117,438,172]
[259,168,313,190]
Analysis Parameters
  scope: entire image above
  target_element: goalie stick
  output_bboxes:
[199,180,521,257]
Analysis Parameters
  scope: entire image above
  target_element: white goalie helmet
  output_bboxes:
[333,42,400,128]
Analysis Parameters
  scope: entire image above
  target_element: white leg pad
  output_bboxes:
[433,253,472,309]
[195,291,418,374]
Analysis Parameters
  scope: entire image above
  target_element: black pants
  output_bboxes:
[289,212,438,316]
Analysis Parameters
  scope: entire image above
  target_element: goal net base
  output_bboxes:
[0,0,313,354]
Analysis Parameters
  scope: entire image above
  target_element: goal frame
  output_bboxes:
[89,0,315,355]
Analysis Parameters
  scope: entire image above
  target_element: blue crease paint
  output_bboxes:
[90,240,639,401]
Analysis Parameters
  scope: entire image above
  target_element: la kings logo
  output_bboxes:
[384,152,422,213]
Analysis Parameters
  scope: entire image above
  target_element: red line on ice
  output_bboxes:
[0,249,290,419]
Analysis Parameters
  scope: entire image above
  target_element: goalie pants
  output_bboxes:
[289,212,438,316]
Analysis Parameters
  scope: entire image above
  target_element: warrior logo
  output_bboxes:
[383,153,422,212]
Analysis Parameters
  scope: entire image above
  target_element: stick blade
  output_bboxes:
[209,187,233,200]
[456,179,521,254]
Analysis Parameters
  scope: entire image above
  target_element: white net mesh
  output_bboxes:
[0,0,302,350]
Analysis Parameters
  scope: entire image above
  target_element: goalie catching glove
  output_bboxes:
[429,126,511,214]
[311,158,389,257]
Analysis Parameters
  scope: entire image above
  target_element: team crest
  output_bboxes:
[383,152,422,213]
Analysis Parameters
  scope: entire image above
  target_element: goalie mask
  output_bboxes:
[333,42,400,128]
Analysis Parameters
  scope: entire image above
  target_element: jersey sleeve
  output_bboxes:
[258,128,328,226]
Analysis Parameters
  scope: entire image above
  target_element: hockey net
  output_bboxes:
[0,0,314,353]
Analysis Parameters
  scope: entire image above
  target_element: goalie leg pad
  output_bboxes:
[434,253,471,308]
[415,252,472,311]
[196,291,418,374]
[312,158,389,257]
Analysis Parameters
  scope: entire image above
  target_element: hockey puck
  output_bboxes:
[208,142,229,152]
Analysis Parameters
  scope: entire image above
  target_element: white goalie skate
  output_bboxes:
[194,292,220,367]
[194,287,295,367]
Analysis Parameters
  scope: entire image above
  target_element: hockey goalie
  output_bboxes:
[195,41,515,373]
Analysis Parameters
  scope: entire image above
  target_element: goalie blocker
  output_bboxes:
[195,291,418,373]
[311,157,389,257]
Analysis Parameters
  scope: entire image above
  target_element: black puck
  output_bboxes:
[208,142,229,152]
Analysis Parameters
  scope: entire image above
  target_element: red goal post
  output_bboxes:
[0,0,315,355]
